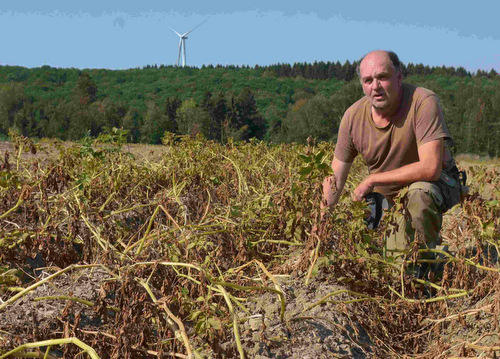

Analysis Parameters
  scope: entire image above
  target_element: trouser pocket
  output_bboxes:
[436,170,462,212]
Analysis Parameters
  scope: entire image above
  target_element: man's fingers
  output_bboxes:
[352,188,362,202]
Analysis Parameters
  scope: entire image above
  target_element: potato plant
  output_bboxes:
[0,130,499,358]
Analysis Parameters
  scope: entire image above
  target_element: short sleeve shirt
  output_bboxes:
[334,83,453,199]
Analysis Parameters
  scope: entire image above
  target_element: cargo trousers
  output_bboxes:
[384,181,444,261]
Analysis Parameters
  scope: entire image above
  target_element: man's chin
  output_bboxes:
[371,101,387,110]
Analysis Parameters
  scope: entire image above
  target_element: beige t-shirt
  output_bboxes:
[334,83,453,199]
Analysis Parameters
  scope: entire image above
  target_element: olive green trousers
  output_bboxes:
[385,181,444,260]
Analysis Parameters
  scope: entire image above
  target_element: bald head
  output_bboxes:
[357,50,402,78]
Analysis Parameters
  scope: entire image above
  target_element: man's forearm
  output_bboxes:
[352,161,440,202]
[322,176,342,208]
[368,160,441,187]
[322,158,353,209]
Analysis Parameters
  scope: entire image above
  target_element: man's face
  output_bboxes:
[359,52,402,115]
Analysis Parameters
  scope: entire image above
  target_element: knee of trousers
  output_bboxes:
[406,183,442,234]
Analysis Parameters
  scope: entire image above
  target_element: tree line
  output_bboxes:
[0,62,499,156]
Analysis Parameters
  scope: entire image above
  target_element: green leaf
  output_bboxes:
[486,200,499,207]
[0,268,21,285]
[317,163,332,174]
[298,166,313,176]
[299,154,313,163]
[314,150,325,164]
[195,320,206,333]
[207,317,222,330]
[230,205,241,217]
[338,276,353,283]
[188,310,203,321]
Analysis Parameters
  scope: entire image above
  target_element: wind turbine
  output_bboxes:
[169,20,206,67]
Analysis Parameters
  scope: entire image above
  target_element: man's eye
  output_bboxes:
[364,79,372,84]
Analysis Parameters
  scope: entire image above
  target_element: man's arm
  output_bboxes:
[352,139,444,201]
[322,157,353,209]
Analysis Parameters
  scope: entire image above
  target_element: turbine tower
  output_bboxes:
[170,20,206,67]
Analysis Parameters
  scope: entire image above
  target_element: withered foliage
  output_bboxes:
[0,131,499,358]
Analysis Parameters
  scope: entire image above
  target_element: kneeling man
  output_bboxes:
[323,50,460,260]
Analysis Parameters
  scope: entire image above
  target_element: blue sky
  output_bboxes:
[1,0,499,72]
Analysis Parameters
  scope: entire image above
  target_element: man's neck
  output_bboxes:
[371,106,395,127]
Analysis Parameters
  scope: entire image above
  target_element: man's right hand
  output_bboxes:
[321,157,352,210]
[321,176,336,209]
[352,176,375,202]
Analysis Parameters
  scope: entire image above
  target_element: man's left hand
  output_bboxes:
[353,177,374,202]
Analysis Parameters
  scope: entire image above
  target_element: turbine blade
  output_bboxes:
[169,27,182,37]
[184,19,207,36]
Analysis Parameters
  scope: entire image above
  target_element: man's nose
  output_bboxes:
[372,78,381,89]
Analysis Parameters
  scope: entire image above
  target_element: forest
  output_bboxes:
[0,60,499,156]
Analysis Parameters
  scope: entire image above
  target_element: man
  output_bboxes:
[322,50,457,260]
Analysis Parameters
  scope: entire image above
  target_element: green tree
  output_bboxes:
[226,87,265,141]
[176,98,210,137]
[263,102,287,142]
[141,97,181,144]
[281,94,339,143]
[74,72,98,105]
[122,108,143,143]
[0,83,29,135]
[201,91,227,142]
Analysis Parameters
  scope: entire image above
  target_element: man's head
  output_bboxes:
[358,50,403,116]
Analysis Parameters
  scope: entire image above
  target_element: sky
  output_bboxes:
[1,0,499,73]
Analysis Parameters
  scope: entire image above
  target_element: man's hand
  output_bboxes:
[321,176,335,210]
[353,176,374,202]
[321,158,353,210]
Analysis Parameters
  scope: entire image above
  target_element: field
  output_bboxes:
[1,131,499,358]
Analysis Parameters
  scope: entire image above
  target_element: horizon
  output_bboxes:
[0,59,492,75]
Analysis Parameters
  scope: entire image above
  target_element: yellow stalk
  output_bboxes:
[216,284,245,359]
[0,338,100,359]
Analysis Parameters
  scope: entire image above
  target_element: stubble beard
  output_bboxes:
[371,98,388,110]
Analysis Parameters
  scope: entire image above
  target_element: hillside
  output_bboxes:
[0,62,499,155]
